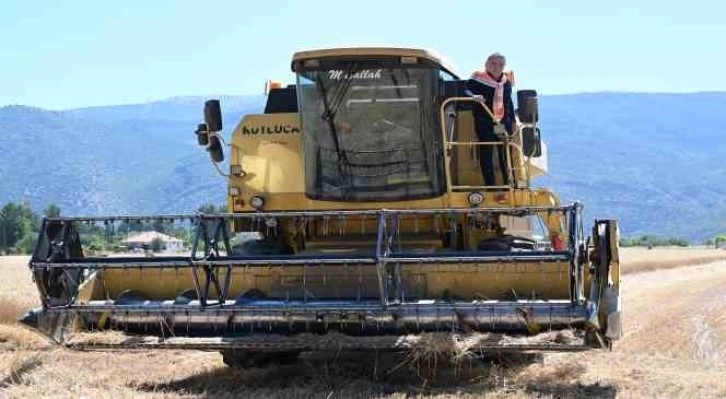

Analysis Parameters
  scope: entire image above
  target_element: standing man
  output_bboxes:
[465,52,516,186]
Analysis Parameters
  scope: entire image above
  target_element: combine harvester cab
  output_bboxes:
[21,47,621,365]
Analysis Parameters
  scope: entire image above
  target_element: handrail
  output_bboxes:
[439,97,515,192]
[440,96,499,122]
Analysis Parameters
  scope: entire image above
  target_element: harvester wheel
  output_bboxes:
[477,235,536,251]
[221,350,300,368]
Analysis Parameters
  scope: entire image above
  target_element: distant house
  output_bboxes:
[121,231,184,252]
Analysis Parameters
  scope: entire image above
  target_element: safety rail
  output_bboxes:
[439,97,534,191]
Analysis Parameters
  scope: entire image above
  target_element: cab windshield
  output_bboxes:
[297,64,445,201]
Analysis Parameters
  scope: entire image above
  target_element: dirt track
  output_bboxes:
[0,249,725,398]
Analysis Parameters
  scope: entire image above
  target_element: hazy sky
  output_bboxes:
[1,0,723,109]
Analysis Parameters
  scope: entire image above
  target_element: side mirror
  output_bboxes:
[516,90,538,124]
[208,135,224,163]
[522,127,542,157]
[195,123,209,146]
[204,99,223,132]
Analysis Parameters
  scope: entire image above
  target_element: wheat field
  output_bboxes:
[0,248,725,398]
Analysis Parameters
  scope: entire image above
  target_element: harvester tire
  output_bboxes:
[477,237,511,251]
[221,350,300,368]
[477,235,536,251]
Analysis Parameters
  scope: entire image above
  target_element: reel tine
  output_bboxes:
[339,213,347,236]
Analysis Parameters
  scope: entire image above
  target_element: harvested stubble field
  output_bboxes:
[1,247,725,398]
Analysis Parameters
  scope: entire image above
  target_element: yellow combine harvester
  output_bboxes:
[21,47,621,366]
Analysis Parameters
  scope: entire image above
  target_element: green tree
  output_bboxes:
[150,237,165,252]
[15,234,37,254]
[197,203,227,214]
[619,234,689,248]
[117,220,143,234]
[84,235,108,254]
[1,202,29,250]
[151,219,167,234]
[167,225,193,248]
[22,203,40,232]
[0,201,42,254]
[43,203,61,218]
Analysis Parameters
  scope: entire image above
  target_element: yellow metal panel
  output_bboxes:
[291,47,460,78]
[609,221,621,292]
[452,110,486,187]
[413,262,570,299]
[76,271,102,304]
[98,261,571,301]
[230,113,304,195]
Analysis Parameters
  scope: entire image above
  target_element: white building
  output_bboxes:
[121,231,184,252]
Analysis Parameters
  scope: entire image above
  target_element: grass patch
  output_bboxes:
[621,247,726,274]
[0,353,44,388]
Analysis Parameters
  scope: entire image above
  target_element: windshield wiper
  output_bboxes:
[315,62,358,191]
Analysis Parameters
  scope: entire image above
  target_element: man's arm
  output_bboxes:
[464,79,483,99]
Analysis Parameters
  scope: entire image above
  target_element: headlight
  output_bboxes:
[250,196,265,210]
[467,192,484,206]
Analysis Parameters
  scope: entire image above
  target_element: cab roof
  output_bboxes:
[291,47,460,79]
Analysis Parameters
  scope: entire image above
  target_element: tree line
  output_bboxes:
[0,201,56,254]
[0,201,226,255]
[619,234,726,248]
[618,235,690,248]
[708,235,726,248]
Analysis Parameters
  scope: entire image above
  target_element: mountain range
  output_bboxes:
[1,92,724,242]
